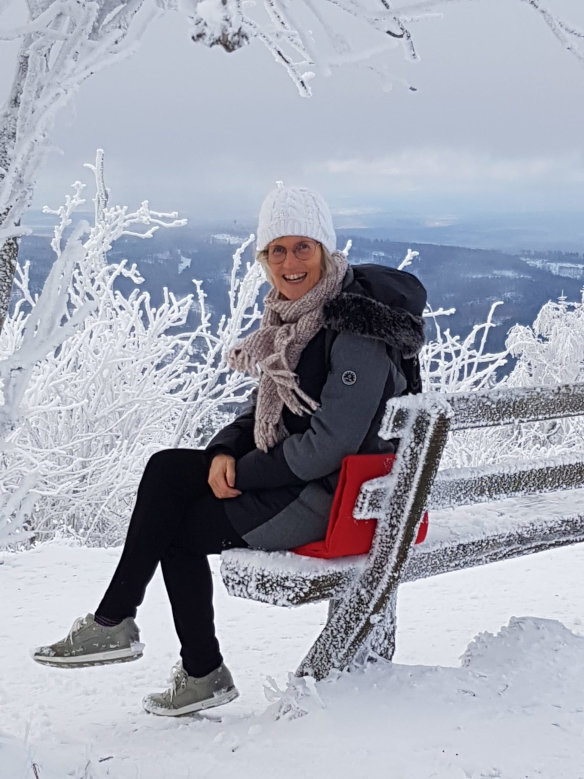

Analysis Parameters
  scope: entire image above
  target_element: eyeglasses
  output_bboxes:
[267,239,320,264]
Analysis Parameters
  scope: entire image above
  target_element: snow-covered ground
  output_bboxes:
[1,541,583,779]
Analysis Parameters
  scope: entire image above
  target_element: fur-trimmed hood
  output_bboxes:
[323,265,426,358]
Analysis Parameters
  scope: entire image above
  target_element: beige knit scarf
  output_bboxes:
[228,251,349,451]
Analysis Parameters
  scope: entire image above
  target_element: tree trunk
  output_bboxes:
[0,52,29,337]
[0,216,19,335]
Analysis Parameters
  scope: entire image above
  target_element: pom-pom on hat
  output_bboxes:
[256,182,336,254]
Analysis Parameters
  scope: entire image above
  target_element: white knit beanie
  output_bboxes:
[256,183,336,253]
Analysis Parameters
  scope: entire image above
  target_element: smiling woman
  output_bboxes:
[33,183,427,719]
[265,236,324,301]
[264,237,322,301]
[253,184,338,301]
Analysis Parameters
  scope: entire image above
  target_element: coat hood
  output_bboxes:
[323,264,426,358]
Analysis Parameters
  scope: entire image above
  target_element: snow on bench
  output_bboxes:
[221,383,584,680]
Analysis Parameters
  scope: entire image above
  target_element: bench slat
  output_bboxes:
[403,513,584,582]
[220,549,357,606]
[379,383,584,440]
[446,383,584,430]
[430,457,584,509]
[356,454,584,515]
[221,488,584,607]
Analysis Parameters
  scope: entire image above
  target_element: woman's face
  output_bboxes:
[267,235,323,301]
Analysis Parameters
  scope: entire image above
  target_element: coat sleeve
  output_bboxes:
[205,390,258,462]
[234,331,394,491]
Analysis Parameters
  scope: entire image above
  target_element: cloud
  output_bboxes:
[332,206,384,216]
[322,149,584,193]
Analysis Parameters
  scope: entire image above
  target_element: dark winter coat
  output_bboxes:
[206,265,426,551]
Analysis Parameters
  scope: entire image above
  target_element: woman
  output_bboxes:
[33,184,425,716]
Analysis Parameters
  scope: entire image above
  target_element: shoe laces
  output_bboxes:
[167,661,189,698]
[68,614,91,642]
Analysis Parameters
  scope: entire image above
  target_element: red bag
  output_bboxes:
[293,453,428,559]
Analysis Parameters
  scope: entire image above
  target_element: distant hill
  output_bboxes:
[342,235,584,353]
[15,220,584,359]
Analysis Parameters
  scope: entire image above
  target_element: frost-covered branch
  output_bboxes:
[2,0,583,337]
[170,234,264,449]
[179,0,420,96]
[0,0,164,334]
[397,248,419,271]
[178,0,584,96]
[519,0,584,66]
[421,301,509,394]
[0,152,263,548]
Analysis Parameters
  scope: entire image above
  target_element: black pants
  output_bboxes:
[96,449,247,677]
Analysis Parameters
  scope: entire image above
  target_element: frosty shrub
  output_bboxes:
[506,294,584,387]
[421,301,509,394]
[0,153,263,548]
[502,293,584,457]
[419,299,510,470]
[431,291,584,469]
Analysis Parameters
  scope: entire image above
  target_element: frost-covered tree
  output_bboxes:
[436,290,584,470]
[506,292,584,387]
[0,152,263,548]
[1,0,584,335]
[499,293,584,458]
[0,0,168,335]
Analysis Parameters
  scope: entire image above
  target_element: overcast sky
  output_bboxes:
[2,0,584,230]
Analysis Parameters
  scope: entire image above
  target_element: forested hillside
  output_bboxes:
[17,214,584,357]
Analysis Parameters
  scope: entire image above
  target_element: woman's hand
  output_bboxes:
[208,454,242,499]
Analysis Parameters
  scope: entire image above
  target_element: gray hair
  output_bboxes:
[256,244,337,286]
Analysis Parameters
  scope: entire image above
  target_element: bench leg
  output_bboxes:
[329,589,397,664]
[295,405,450,682]
[295,579,398,680]
[367,588,397,663]
[327,597,341,622]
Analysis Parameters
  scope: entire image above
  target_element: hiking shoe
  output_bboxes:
[32,614,143,668]
[142,661,239,717]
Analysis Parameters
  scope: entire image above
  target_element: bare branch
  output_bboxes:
[519,0,584,66]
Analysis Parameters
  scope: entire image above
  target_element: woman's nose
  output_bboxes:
[281,251,300,268]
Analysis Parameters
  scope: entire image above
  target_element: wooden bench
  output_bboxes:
[220,383,584,681]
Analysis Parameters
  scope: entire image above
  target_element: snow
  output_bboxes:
[210,234,247,245]
[522,257,584,281]
[1,541,583,778]
[424,487,584,544]
[223,547,363,577]
[177,253,192,273]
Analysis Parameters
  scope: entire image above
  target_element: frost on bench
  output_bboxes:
[222,394,451,681]
[220,549,363,607]
[405,487,584,581]
[220,383,584,682]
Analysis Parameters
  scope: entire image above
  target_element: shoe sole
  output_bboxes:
[33,647,143,668]
[142,687,239,717]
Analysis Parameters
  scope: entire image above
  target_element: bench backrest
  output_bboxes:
[222,383,584,682]
[296,382,584,678]
[356,382,584,518]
